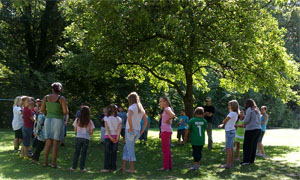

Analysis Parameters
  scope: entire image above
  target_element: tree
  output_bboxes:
[64,0,299,117]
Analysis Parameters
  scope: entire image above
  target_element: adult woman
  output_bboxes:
[12,96,24,152]
[41,82,68,168]
[121,92,148,173]
[241,99,261,165]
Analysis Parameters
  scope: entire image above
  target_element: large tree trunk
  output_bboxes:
[183,69,194,118]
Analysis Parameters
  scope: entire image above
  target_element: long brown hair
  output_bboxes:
[161,96,172,108]
[245,99,257,109]
[128,92,144,113]
[78,106,90,127]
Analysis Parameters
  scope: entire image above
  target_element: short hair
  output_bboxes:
[180,109,185,112]
[51,82,63,94]
[194,107,204,115]
[261,106,267,111]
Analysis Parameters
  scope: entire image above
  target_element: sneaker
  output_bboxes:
[170,143,175,147]
[240,162,250,165]
[81,169,87,172]
[23,156,31,161]
[13,149,18,153]
[189,165,200,170]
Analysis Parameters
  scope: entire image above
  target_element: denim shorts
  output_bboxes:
[22,126,33,147]
[44,118,64,141]
[226,130,236,148]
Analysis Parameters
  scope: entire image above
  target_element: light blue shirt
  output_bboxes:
[177,115,189,130]
[261,115,268,132]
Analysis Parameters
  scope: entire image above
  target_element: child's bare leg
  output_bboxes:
[129,162,135,172]
[235,142,240,160]
[121,160,127,171]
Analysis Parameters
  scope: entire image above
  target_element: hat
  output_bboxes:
[205,97,212,102]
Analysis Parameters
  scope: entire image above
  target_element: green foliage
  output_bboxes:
[62,0,300,118]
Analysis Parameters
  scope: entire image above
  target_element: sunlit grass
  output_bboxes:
[0,128,299,179]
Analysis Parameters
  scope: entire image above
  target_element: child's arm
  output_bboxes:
[140,114,148,135]
[218,117,231,128]
[127,110,134,132]
[165,108,175,125]
[116,122,122,143]
[89,123,94,135]
[261,114,268,125]
[184,129,190,143]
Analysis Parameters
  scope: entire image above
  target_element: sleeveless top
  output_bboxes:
[46,95,64,119]
[260,115,268,132]
[236,120,245,138]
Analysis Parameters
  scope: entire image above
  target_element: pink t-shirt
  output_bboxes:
[161,107,173,132]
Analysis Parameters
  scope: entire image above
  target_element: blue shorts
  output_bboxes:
[44,118,64,141]
[22,126,33,147]
[226,130,236,148]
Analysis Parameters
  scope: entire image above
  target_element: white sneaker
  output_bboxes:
[241,162,250,165]
[256,153,262,157]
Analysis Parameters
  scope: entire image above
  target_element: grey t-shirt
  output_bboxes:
[244,107,261,131]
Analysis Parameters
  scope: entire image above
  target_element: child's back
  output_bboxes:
[187,117,207,146]
[73,119,95,140]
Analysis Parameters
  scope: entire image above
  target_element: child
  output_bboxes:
[139,115,151,145]
[117,106,127,144]
[159,96,175,171]
[257,106,269,157]
[70,106,95,172]
[32,111,46,164]
[21,97,35,160]
[218,100,239,169]
[101,104,122,172]
[184,107,207,170]
[99,108,108,144]
[176,110,189,146]
[234,110,245,161]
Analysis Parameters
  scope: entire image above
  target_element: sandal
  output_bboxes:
[126,170,135,173]
[51,164,61,169]
[69,168,75,172]
[32,160,40,165]
[101,169,110,173]
[43,163,49,167]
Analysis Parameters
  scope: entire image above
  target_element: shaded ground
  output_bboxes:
[0,128,299,179]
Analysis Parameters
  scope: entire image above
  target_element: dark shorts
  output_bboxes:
[258,131,265,143]
[139,130,148,141]
[177,129,185,139]
[121,128,125,138]
[22,126,33,147]
[15,128,23,139]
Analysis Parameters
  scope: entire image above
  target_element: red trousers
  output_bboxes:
[161,132,172,170]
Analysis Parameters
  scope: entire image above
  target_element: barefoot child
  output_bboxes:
[101,104,122,172]
[218,100,239,169]
[70,106,95,172]
[234,110,245,161]
[257,106,269,157]
[176,110,189,146]
[184,107,207,170]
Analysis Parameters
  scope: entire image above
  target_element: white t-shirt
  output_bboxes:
[225,111,238,131]
[73,119,95,140]
[12,106,23,130]
[104,116,122,136]
[126,103,145,131]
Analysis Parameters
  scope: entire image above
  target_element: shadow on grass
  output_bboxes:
[0,128,299,179]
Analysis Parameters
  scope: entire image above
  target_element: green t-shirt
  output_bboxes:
[187,117,207,146]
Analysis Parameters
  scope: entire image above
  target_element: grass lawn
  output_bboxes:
[0,128,299,179]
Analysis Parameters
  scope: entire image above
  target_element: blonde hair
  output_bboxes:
[22,96,32,107]
[13,96,23,107]
[128,92,144,114]
[229,100,240,114]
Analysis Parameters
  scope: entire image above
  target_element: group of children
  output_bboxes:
[12,95,269,172]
